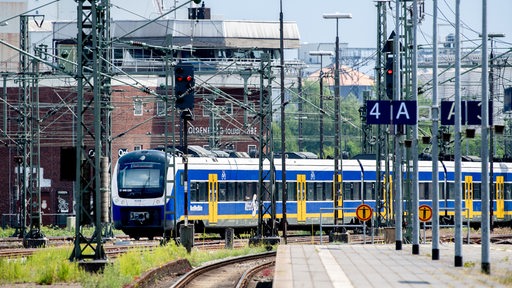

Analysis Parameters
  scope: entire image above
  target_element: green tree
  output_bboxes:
[277,79,364,158]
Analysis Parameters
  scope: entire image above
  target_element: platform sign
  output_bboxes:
[392,101,417,125]
[366,100,417,125]
[366,100,391,124]
[440,101,493,125]
[356,204,373,222]
[418,204,433,222]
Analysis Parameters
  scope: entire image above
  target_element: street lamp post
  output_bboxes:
[488,33,505,232]
[323,12,352,228]
[309,51,333,159]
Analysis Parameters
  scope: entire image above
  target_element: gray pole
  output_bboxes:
[431,0,440,261]
[319,56,324,158]
[481,0,491,274]
[489,40,494,234]
[2,74,7,137]
[323,13,352,229]
[454,0,463,268]
[319,55,324,159]
[394,0,403,251]
[487,33,505,232]
[334,18,341,227]
[411,0,420,255]
[280,0,288,243]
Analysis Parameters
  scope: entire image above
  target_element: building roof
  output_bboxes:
[308,65,374,87]
[53,19,300,49]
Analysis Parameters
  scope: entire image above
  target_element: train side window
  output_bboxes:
[190,182,199,201]
[447,183,454,200]
[342,182,351,200]
[324,182,333,200]
[286,182,295,201]
[244,182,256,201]
[505,183,512,200]
[364,183,374,201]
[198,182,207,201]
[288,182,297,201]
[306,182,314,201]
[276,182,283,201]
[219,182,227,202]
[262,183,271,201]
[419,183,431,200]
[275,182,294,201]
[362,182,373,200]
[439,183,446,200]
[348,182,355,200]
[226,182,236,201]
[473,183,481,199]
[315,183,323,201]
[236,182,244,201]
[352,183,361,200]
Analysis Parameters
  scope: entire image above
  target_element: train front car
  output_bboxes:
[111,150,172,239]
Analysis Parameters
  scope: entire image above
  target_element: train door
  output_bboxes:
[208,174,218,224]
[496,176,505,219]
[382,176,393,221]
[333,174,343,220]
[464,176,474,219]
[297,174,306,222]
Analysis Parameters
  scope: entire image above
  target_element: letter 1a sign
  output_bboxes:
[366,100,417,125]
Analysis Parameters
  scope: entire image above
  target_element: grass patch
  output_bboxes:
[0,226,121,238]
[0,247,85,285]
[0,239,269,288]
[464,261,476,268]
[499,274,512,286]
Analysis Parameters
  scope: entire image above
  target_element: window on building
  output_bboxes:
[134,100,143,116]
[156,101,165,116]
[248,145,257,158]
[247,102,256,117]
[203,102,211,117]
[134,145,143,151]
[225,102,233,115]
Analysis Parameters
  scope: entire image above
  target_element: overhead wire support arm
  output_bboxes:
[0,39,160,100]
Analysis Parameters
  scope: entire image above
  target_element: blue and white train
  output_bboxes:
[111,149,512,239]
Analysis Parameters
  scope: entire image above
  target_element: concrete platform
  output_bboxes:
[273,243,512,287]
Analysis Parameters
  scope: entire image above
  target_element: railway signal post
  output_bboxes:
[175,62,196,253]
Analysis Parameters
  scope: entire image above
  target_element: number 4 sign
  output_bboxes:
[366,100,417,125]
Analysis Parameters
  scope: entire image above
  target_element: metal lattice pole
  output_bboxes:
[70,0,111,264]
[250,53,278,246]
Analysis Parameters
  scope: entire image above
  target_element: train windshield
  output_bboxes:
[117,162,164,199]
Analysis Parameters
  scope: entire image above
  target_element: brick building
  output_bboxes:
[0,16,302,227]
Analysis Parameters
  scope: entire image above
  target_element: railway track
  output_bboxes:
[0,237,246,258]
[1,231,511,259]
[170,251,276,288]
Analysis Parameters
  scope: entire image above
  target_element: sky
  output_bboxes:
[11,0,511,50]
[109,0,512,50]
